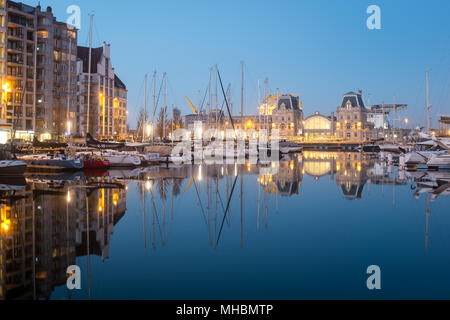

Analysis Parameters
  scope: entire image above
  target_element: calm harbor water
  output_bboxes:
[1,151,450,300]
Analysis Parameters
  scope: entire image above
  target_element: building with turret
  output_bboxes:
[336,91,372,141]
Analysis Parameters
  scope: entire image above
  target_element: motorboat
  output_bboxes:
[82,154,110,170]
[379,143,406,154]
[427,152,450,169]
[404,151,446,167]
[121,151,160,165]
[0,160,27,175]
[279,142,303,154]
[160,154,185,165]
[95,151,141,167]
[403,136,450,168]
[142,153,160,164]
[361,144,381,153]
[20,154,83,171]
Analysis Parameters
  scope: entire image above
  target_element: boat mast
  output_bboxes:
[152,71,156,142]
[143,73,148,142]
[86,196,91,300]
[240,60,244,249]
[171,104,174,145]
[86,14,94,135]
[215,64,218,131]
[426,71,431,132]
[141,182,146,248]
[241,61,244,129]
[425,192,431,249]
[264,78,269,132]
[258,79,261,137]
[208,68,212,131]
[163,73,167,140]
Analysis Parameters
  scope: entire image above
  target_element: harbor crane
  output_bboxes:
[185,96,199,115]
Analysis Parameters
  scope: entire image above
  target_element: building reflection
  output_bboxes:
[0,178,126,300]
[0,154,444,299]
[258,151,376,200]
[335,152,371,200]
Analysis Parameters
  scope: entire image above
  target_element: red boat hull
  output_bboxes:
[83,160,110,170]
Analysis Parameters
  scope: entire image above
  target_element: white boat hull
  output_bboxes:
[427,153,450,168]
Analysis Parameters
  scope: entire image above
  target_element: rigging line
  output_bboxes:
[243,63,262,110]
[216,186,226,216]
[218,84,232,115]
[133,78,145,115]
[198,85,209,114]
[435,63,450,114]
[430,33,450,89]
[192,176,208,227]
[93,19,103,48]
[217,67,236,134]
[83,13,93,47]
[150,188,164,244]
[152,78,165,121]
[166,76,180,110]
[215,174,239,248]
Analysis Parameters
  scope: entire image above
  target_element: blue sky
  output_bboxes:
[26,0,450,128]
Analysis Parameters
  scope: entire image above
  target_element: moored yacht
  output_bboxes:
[94,151,142,167]
[279,142,303,154]
[427,152,450,169]
[20,154,83,171]
[0,159,27,175]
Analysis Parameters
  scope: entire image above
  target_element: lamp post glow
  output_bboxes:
[2,82,12,120]
[146,124,152,138]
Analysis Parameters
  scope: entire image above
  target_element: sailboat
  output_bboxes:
[0,158,27,175]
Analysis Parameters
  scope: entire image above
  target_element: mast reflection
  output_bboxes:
[0,176,126,300]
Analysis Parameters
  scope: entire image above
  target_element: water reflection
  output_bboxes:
[0,175,127,300]
[0,151,448,299]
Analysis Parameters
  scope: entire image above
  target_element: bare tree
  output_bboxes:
[156,106,169,140]
[136,108,148,140]
[171,107,182,130]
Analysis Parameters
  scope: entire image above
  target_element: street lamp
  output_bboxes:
[2,82,11,120]
[146,123,152,137]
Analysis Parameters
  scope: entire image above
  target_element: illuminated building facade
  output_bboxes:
[36,7,77,141]
[439,116,450,137]
[0,2,78,141]
[77,42,128,139]
[336,91,371,141]
[271,95,303,137]
[303,112,336,140]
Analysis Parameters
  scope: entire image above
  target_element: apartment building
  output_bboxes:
[77,42,128,139]
[36,6,77,141]
[0,1,77,142]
